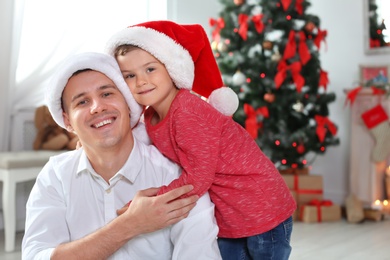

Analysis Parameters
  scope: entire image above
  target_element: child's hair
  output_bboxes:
[114,44,139,58]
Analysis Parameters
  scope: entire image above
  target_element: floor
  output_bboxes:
[1,219,390,260]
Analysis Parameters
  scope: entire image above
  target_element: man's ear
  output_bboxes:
[63,112,75,132]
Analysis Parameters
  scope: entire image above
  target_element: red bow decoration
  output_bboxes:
[251,14,264,34]
[314,29,327,50]
[298,31,311,65]
[295,0,304,15]
[319,70,329,90]
[275,60,305,92]
[345,86,386,106]
[370,38,381,48]
[238,14,249,41]
[281,0,292,11]
[315,115,337,143]
[283,31,297,60]
[209,17,225,42]
[244,104,269,139]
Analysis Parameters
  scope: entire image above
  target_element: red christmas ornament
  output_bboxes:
[304,21,316,33]
[262,40,273,50]
[297,143,305,154]
[234,0,245,5]
[264,93,275,103]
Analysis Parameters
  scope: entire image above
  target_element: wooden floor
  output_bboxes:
[1,219,390,259]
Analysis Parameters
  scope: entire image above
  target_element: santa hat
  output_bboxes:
[106,20,239,116]
[45,52,143,129]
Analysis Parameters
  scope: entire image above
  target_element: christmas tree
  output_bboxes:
[367,0,387,49]
[209,0,339,169]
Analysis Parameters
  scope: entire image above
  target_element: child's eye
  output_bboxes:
[147,67,155,73]
[124,73,135,79]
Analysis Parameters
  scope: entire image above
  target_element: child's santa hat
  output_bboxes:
[45,52,143,129]
[106,20,239,116]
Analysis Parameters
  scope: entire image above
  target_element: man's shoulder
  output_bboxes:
[136,141,178,169]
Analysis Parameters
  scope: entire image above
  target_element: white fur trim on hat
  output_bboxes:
[106,26,194,90]
[45,52,142,129]
[208,87,239,116]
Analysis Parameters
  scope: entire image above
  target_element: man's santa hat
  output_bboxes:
[106,20,238,116]
[45,52,143,129]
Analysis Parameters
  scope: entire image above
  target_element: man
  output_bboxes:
[22,52,221,260]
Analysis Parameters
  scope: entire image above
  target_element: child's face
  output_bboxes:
[117,48,178,111]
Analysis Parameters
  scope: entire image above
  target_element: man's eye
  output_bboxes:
[103,92,112,97]
[77,100,87,106]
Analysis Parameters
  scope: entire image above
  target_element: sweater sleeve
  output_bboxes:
[157,109,222,198]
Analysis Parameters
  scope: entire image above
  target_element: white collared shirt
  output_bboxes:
[22,138,221,260]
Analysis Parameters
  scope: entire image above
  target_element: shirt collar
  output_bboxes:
[76,139,143,183]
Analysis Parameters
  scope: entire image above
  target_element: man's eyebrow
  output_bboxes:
[70,84,117,103]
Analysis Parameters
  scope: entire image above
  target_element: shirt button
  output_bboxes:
[106,188,111,194]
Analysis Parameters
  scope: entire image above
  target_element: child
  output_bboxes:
[106,20,296,260]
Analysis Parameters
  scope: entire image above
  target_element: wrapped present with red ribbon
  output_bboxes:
[282,175,323,206]
[299,199,341,223]
[279,167,309,175]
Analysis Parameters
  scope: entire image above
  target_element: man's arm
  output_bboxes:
[50,185,198,260]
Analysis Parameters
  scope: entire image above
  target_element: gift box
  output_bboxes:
[279,167,309,175]
[282,175,323,205]
[299,199,341,223]
[364,209,384,221]
[345,193,364,223]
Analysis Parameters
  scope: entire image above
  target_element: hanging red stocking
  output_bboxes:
[361,104,390,163]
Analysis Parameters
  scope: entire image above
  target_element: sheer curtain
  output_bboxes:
[0,0,166,151]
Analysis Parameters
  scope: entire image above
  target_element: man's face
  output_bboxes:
[62,70,132,151]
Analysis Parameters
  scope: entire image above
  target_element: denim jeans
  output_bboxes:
[217,216,293,260]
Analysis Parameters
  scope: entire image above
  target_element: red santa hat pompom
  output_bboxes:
[106,20,238,116]
[45,52,143,129]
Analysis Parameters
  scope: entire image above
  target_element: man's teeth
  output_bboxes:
[94,119,112,128]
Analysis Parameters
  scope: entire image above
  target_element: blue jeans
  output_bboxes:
[218,216,293,260]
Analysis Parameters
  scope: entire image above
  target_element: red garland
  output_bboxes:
[345,86,386,106]
[315,115,337,143]
[244,103,269,139]
[209,17,225,42]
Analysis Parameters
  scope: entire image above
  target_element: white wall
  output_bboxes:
[169,0,390,205]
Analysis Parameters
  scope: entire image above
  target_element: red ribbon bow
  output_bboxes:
[370,38,381,48]
[298,31,311,65]
[319,70,329,90]
[209,17,225,42]
[315,115,337,143]
[314,28,327,50]
[281,0,303,15]
[244,103,269,139]
[281,0,292,11]
[251,14,264,34]
[301,199,333,222]
[238,14,249,41]
[275,60,305,92]
[283,31,297,60]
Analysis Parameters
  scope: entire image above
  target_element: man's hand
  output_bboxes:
[118,185,198,234]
